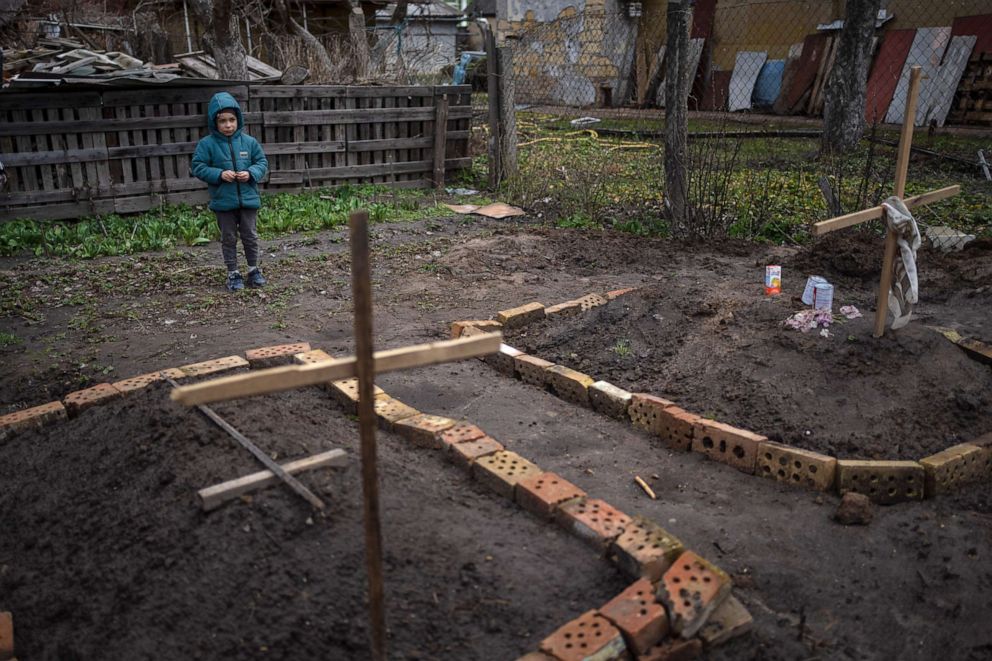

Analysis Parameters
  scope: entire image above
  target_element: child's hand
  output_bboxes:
[235,171,251,183]
[221,170,237,182]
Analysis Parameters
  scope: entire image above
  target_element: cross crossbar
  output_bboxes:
[170,332,502,406]
[812,184,960,236]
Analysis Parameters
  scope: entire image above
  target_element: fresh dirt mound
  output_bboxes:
[0,380,624,660]
[506,281,992,460]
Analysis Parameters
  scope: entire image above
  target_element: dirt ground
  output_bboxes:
[1,215,991,660]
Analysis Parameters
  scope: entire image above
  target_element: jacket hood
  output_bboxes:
[208,92,244,138]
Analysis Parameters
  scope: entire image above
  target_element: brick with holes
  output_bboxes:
[606,287,637,300]
[656,406,700,451]
[293,348,334,365]
[546,365,595,406]
[755,441,837,491]
[439,421,488,449]
[972,433,992,477]
[690,420,765,474]
[919,443,987,496]
[113,368,186,395]
[451,319,503,338]
[538,609,629,661]
[246,342,312,368]
[63,383,121,417]
[697,594,753,648]
[329,378,385,414]
[545,300,583,317]
[574,293,608,311]
[557,498,632,549]
[516,471,587,519]
[656,550,732,638]
[497,301,546,328]
[637,637,702,661]
[836,460,925,504]
[180,355,249,378]
[0,401,66,438]
[611,516,685,582]
[394,414,456,449]
[372,395,419,431]
[515,354,555,387]
[628,394,677,435]
[599,577,669,654]
[483,343,523,377]
[588,381,632,420]
[0,610,12,660]
[473,450,542,500]
[450,435,504,469]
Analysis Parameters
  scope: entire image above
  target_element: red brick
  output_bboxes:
[514,354,554,387]
[557,498,632,549]
[611,516,684,582]
[246,342,312,368]
[0,401,67,437]
[599,578,669,654]
[515,653,556,661]
[473,450,542,499]
[691,420,765,474]
[439,421,488,449]
[0,611,12,661]
[497,301,546,328]
[637,637,702,661]
[483,343,523,376]
[656,551,732,637]
[539,610,629,661]
[628,394,677,435]
[516,471,587,519]
[372,395,419,430]
[607,287,637,300]
[112,368,186,395]
[394,414,456,449]
[63,383,121,417]
[180,355,249,377]
[697,595,752,648]
[450,435,504,469]
[451,319,503,338]
[655,407,700,452]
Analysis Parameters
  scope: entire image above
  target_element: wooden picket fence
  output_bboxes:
[0,83,473,223]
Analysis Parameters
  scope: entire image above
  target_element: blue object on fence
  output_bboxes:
[453,51,486,85]
[752,59,785,108]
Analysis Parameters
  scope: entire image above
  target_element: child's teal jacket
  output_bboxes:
[191,92,268,211]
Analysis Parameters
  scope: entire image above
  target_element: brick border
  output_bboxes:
[454,291,992,504]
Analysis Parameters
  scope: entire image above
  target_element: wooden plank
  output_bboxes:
[170,333,502,406]
[259,106,472,127]
[0,91,102,111]
[2,147,109,167]
[433,94,448,189]
[10,109,38,192]
[101,85,249,107]
[249,85,438,99]
[198,449,348,511]
[272,158,471,182]
[396,93,410,182]
[44,108,67,191]
[812,185,959,236]
[866,29,916,124]
[82,106,111,188]
[0,115,216,137]
[0,198,117,223]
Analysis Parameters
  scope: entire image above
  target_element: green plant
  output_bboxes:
[612,338,631,358]
[0,331,22,347]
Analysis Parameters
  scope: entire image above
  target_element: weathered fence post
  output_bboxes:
[432,93,449,190]
[498,45,518,181]
[485,25,502,189]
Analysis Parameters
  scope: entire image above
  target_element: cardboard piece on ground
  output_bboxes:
[445,204,479,214]
[444,202,526,219]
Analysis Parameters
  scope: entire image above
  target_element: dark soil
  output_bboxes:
[2,217,991,660]
[0,378,624,660]
[505,232,992,460]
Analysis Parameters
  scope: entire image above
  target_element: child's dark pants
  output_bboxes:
[215,208,259,272]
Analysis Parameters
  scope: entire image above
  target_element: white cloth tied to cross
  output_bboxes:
[881,195,920,330]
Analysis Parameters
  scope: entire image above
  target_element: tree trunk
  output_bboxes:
[664,0,691,227]
[189,0,248,80]
[821,0,882,154]
[271,0,336,80]
[348,0,371,80]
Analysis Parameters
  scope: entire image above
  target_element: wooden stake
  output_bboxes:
[812,185,959,236]
[350,210,386,661]
[874,65,922,338]
[432,94,448,190]
[634,475,657,500]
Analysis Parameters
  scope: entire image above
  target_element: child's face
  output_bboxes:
[216,111,238,136]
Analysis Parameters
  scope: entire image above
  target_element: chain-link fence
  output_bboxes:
[509,2,991,131]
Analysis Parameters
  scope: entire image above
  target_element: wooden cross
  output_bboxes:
[170,211,501,661]
[811,66,961,337]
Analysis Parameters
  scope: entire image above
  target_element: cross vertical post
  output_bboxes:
[873,65,922,337]
[350,209,387,661]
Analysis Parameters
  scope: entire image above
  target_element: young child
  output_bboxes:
[192,92,269,291]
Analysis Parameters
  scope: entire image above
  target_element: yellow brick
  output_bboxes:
[836,460,924,504]
[451,319,503,338]
[545,365,594,406]
[496,302,545,328]
[544,300,583,317]
[919,443,987,496]
[756,441,837,491]
[293,349,334,365]
[372,394,419,430]
[180,355,249,377]
[514,354,554,387]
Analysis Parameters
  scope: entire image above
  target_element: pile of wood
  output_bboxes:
[2,37,176,82]
[949,52,992,126]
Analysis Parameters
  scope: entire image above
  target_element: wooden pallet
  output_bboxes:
[949,51,992,126]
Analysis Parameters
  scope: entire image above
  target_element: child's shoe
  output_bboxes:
[247,267,266,288]
[226,271,244,292]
